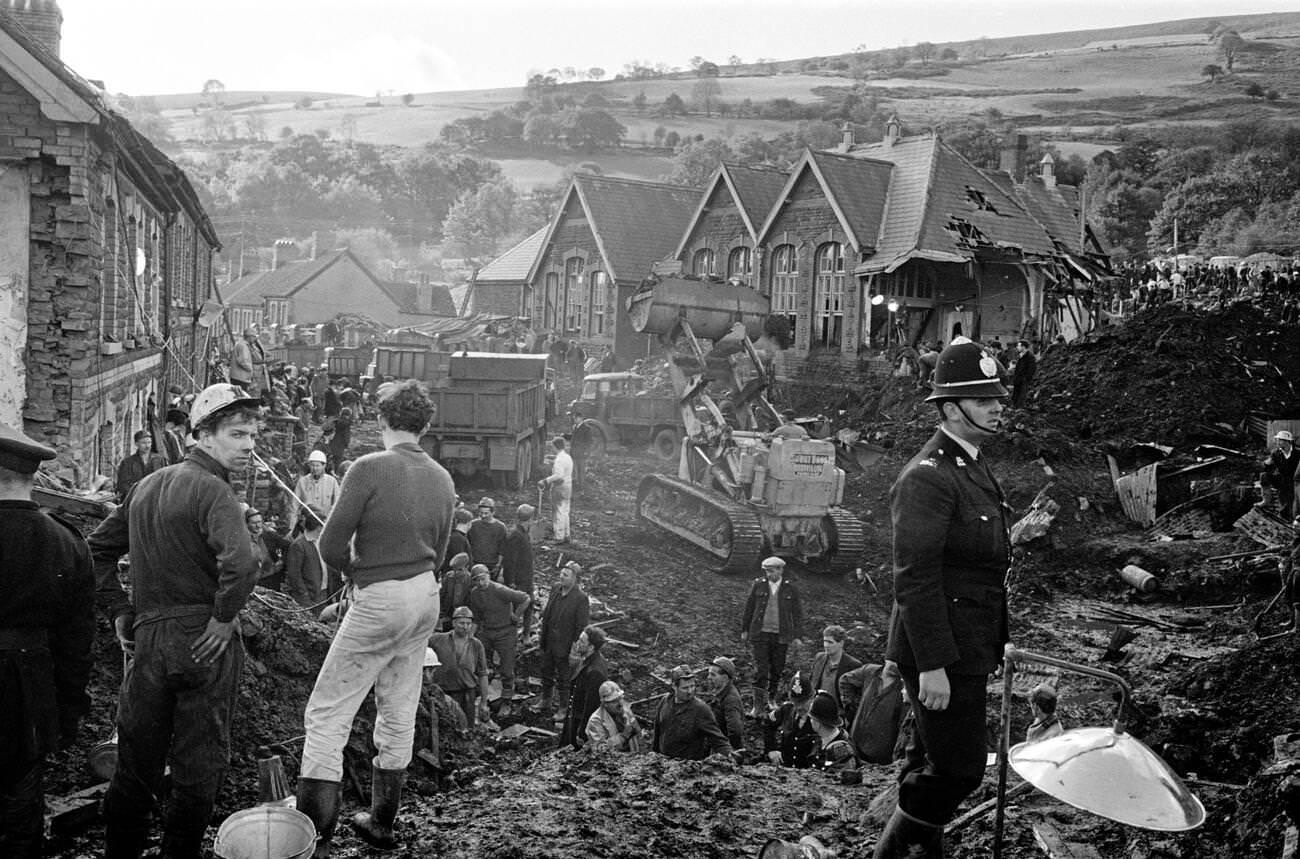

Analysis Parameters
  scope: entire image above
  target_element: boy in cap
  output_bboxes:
[89,384,262,859]
[707,656,746,751]
[0,424,95,859]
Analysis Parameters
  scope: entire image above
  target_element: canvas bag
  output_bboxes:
[848,664,906,765]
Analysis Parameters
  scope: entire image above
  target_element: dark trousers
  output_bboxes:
[539,648,572,702]
[751,632,789,697]
[477,626,518,696]
[0,759,43,859]
[104,616,244,859]
[895,665,990,827]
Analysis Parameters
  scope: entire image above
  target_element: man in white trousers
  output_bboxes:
[539,436,573,544]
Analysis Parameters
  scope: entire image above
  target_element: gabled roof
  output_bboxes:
[758,149,893,252]
[989,169,1109,260]
[475,227,548,284]
[538,174,698,284]
[843,134,1059,274]
[381,280,458,316]
[674,162,788,257]
[224,250,372,306]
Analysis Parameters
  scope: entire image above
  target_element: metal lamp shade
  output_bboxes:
[1009,727,1206,831]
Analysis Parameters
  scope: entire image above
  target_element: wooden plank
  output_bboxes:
[46,781,108,836]
[1031,820,1103,858]
[1234,506,1292,549]
[1115,462,1158,526]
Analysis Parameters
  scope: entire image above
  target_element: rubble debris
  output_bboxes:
[1011,484,1060,545]
[1120,564,1158,593]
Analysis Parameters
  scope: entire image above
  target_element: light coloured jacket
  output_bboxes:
[586,703,642,752]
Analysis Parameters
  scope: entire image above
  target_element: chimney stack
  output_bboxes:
[0,0,62,58]
[1040,153,1057,189]
[884,115,901,148]
[272,238,299,269]
[999,134,1028,181]
[839,122,854,153]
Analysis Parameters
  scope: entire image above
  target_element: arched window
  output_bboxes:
[813,242,845,349]
[544,272,560,329]
[770,244,799,346]
[727,246,752,281]
[565,257,585,332]
[588,271,607,336]
[692,248,716,276]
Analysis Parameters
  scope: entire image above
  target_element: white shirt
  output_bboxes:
[550,450,573,486]
[292,472,340,527]
[940,426,981,462]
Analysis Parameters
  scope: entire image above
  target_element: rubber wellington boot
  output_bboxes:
[296,778,341,858]
[352,766,405,850]
[748,688,768,719]
[872,806,944,859]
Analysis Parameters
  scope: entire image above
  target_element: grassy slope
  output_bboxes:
[153,12,1300,190]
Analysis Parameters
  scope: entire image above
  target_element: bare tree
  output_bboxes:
[201,78,225,109]
[915,41,936,66]
[1218,31,1245,72]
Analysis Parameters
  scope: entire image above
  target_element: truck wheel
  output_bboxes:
[652,428,681,461]
[574,423,606,461]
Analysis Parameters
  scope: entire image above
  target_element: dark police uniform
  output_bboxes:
[885,427,1010,827]
[0,425,95,859]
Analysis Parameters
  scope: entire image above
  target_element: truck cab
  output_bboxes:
[569,372,683,461]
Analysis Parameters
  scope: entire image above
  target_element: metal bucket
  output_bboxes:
[87,729,119,781]
[212,806,316,859]
[627,276,770,340]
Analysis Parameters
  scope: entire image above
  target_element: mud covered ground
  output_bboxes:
[43,301,1300,858]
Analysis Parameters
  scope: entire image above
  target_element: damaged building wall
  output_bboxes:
[0,164,29,426]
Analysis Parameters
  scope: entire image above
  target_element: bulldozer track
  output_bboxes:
[822,507,867,575]
[636,474,766,575]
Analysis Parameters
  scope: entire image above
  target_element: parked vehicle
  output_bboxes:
[569,372,682,461]
[374,346,546,488]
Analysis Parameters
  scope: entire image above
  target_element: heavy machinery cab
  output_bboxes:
[732,435,845,516]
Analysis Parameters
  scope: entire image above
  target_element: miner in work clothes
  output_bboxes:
[0,424,95,859]
[873,337,1012,859]
[89,384,262,859]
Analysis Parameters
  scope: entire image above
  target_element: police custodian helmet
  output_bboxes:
[925,337,1010,402]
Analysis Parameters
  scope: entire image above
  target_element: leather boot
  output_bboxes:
[351,765,405,850]
[872,806,944,859]
[748,687,768,719]
[296,778,341,859]
[532,688,554,713]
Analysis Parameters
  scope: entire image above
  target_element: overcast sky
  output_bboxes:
[56,0,1300,96]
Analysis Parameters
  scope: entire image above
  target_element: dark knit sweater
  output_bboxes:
[320,442,456,587]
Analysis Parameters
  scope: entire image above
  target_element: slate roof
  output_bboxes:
[381,280,458,316]
[807,150,893,250]
[843,134,1060,274]
[224,250,362,306]
[989,168,1108,261]
[723,163,789,239]
[564,174,699,283]
[475,227,547,284]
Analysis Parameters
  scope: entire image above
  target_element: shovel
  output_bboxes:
[529,485,547,543]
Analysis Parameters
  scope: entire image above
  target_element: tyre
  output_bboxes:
[652,427,681,461]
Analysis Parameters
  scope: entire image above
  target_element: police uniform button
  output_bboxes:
[980,515,989,521]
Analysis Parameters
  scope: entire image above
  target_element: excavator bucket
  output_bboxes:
[627,275,770,341]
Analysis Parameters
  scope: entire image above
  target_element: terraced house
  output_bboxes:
[0,0,220,486]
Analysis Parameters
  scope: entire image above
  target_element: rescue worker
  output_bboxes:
[586,680,642,752]
[468,497,508,573]
[740,556,803,716]
[874,337,1012,859]
[706,655,746,752]
[467,563,530,718]
[229,324,265,396]
[1263,429,1300,517]
[652,665,733,761]
[535,560,589,720]
[115,429,167,501]
[559,625,611,749]
[428,606,491,727]
[501,504,537,639]
[90,383,262,859]
[0,424,95,859]
[289,449,339,533]
[296,379,455,855]
[539,436,574,544]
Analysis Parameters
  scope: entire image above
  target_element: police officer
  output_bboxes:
[0,423,95,859]
[874,337,1012,859]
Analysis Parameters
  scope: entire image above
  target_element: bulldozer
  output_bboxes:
[626,273,865,574]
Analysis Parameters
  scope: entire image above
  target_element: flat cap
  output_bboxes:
[0,423,56,475]
[711,656,737,679]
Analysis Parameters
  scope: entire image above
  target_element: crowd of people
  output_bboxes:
[0,331,1081,859]
[1105,260,1300,319]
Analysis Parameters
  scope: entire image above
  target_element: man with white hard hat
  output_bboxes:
[89,383,262,859]
[1262,429,1299,517]
[289,448,339,532]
